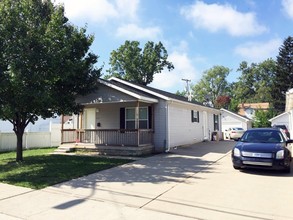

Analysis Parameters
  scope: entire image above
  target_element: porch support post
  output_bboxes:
[136,101,140,146]
[79,111,83,142]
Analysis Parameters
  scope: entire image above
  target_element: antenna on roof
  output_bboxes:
[182,78,192,101]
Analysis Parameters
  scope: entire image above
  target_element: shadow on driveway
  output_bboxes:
[52,140,235,188]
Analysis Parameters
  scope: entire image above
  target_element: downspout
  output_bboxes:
[165,101,171,152]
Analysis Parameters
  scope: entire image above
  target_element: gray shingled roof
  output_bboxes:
[106,78,215,109]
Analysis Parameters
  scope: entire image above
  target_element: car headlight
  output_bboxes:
[233,148,241,157]
[276,150,284,159]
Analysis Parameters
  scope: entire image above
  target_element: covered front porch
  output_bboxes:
[61,128,154,146]
[58,128,154,156]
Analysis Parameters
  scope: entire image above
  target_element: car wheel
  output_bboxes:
[284,165,291,173]
[233,165,241,170]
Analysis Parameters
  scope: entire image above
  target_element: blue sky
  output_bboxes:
[54,0,293,93]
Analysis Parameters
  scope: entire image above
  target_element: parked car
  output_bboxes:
[232,128,293,173]
[272,124,290,139]
[226,127,245,141]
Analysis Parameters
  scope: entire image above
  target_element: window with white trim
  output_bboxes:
[125,107,148,129]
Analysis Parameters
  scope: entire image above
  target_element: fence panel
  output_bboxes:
[0,132,60,152]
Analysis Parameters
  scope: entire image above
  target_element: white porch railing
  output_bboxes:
[62,129,153,146]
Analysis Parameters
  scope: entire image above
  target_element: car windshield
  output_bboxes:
[240,130,284,143]
[234,128,244,131]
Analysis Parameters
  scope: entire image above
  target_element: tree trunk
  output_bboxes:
[15,129,24,162]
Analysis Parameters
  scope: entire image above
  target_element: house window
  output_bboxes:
[191,110,199,123]
[125,108,136,129]
[214,114,219,131]
[139,107,148,129]
[125,107,148,129]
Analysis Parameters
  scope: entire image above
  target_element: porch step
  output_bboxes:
[53,145,76,154]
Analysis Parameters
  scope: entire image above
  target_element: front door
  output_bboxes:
[84,108,96,129]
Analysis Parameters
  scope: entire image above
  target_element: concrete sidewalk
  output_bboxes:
[0,141,241,219]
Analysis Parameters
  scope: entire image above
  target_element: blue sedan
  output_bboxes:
[232,128,293,173]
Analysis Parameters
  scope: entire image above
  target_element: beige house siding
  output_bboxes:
[285,88,293,112]
[238,102,270,119]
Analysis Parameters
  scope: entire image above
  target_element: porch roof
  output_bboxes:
[77,79,159,105]
[108,77,221,113]
[98,79,158,103]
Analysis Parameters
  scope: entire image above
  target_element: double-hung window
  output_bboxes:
[125,107,148,129]
[125,108,136,129]
[191,110,199,123]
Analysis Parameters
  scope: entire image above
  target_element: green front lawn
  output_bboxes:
[0,148,132,189]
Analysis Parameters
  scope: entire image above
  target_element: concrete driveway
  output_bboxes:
[1,141,293,220]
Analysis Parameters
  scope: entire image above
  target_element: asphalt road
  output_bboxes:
[1,140,293,220]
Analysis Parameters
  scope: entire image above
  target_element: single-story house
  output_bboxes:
[60,77,222,155]
[220,108,252,139]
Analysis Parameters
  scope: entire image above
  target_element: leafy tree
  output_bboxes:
[232,59,276,104]
[252,109,276,128]
[272,36,293,113]
[0,0,101,161]
[175,90,187,98]
[228,98,240,113]
[229,59,276,115]
[192,66,230,106]
[214,95,231,109]
[107,40,174,85]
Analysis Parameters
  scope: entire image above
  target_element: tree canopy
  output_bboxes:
[0,0,101,161]
[107,40,174,85]
[271,36,293,113]
[232,59,276,104]
[191,65,230,107]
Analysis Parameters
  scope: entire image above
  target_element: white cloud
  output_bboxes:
[116,24,162,40]
[282,0,293,19]
[150,51,198,92]
[234,38,282,62]
[181,1,267,36]
[53,0,139,23]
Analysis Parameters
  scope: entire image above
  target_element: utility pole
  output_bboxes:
[182,78,192,101]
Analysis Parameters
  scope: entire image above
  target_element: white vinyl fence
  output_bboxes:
[0,124,61,152]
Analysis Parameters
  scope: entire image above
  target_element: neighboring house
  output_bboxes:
[60,77,222,155]
[220,108,252,139]
[238,102,270,120]
[270,88,293,137]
